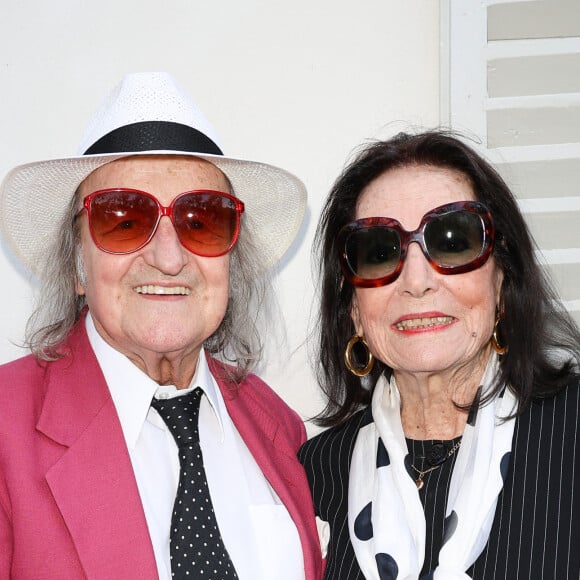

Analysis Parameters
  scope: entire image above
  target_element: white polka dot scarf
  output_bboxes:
[348,355,517,579]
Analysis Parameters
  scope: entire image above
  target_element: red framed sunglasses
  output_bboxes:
[76,188,245,257]
[338,200,495,288]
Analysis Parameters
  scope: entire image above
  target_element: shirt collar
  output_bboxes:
[85,312,225,449]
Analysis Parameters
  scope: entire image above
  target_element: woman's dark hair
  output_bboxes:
[314,129,580,427]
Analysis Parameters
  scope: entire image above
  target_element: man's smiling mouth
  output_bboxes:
[134,285,191,296]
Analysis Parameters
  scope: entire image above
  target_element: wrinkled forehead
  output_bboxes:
[77,154,231,200]
[356,165,476,229]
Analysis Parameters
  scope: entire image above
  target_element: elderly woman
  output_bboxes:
[299,130,580,579]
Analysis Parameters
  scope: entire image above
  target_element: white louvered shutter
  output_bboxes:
[442,0,580,326]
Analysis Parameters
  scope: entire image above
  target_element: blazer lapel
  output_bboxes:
[37,323,158,578]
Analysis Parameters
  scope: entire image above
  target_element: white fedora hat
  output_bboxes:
[0,72,307,276]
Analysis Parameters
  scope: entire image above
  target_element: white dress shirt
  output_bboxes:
[85,314,304,580]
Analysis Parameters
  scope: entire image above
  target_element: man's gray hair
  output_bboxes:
[25,189,272,382]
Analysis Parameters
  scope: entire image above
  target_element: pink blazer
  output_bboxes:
[0,320,323,579]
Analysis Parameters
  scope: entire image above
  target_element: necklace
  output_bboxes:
[411,439,462,490]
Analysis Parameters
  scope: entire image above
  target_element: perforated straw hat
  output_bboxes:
[0,72,307,277]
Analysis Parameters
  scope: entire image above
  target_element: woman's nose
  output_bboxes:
[396,242,438,297]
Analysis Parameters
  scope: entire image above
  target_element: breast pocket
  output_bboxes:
[249,504,305,580]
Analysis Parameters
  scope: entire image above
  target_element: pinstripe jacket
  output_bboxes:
[298,376,580,580]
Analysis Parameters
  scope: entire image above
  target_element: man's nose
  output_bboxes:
[142,216,188,274]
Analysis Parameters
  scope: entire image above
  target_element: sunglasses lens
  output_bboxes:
[173,193,240,256]
[89,191,158,253]
[345,227,401,281]
[424,210,485,267]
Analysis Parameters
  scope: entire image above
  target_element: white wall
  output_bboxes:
[0,0,440,433]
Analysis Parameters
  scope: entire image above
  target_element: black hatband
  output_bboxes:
[83,121,223,156]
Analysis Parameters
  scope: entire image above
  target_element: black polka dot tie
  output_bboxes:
[151,388,239,579]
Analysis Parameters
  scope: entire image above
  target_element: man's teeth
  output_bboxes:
[134,285,191,295]
[395,316,454,330]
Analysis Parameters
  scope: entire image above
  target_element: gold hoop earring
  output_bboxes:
[491,315,507,355]
[344,334,375,377]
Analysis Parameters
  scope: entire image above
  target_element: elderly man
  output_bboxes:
[0,73,323,579]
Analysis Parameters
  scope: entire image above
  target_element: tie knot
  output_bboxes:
[151,387,203,448]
